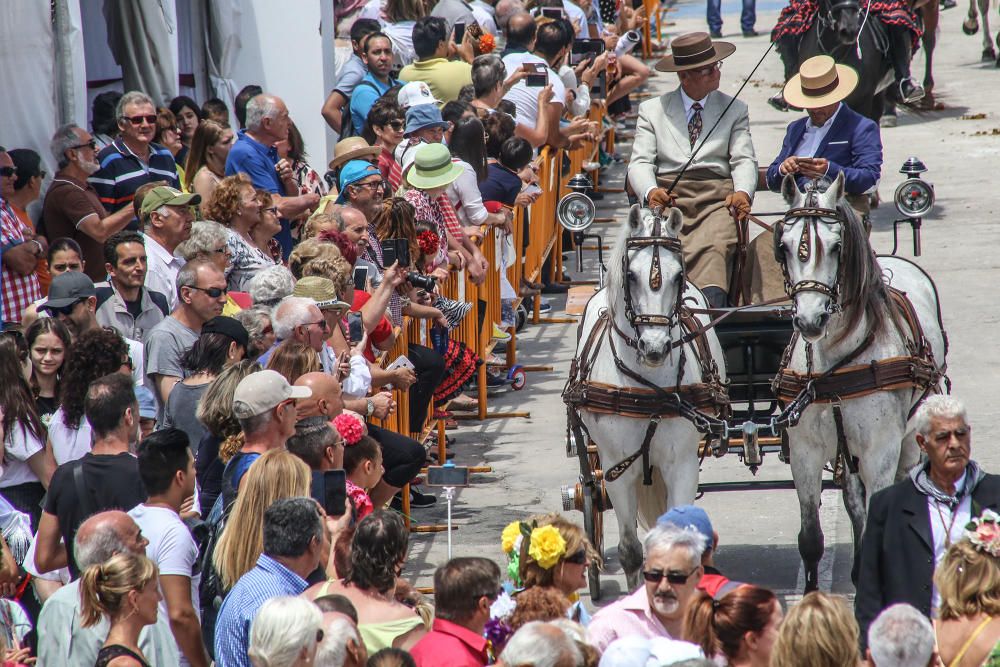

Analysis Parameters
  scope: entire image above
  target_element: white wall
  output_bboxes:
[230,0,332,175]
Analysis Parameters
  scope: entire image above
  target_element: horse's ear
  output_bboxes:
[628,204,642,230]
[781,174,799,205]
[831,170,846,203]
[664,207,683,237]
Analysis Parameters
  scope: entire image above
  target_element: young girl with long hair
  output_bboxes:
[25,318,72,427]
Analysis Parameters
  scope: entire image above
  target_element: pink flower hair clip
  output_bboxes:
[333,412,365,446]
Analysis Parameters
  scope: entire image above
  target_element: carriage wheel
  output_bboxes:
[582,488,604,600]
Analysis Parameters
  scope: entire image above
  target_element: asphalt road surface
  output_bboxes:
[406,0,1000,612]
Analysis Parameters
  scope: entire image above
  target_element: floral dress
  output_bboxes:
[225,231,277,292]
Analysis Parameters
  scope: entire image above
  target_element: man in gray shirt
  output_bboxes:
[430,0,478,29]
[145,258,227,421]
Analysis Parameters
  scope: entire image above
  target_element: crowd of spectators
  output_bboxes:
[0,1,993,665]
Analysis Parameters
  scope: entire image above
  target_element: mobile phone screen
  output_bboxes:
[323,470,347,516]
[454,22,466,44]
[353,266,369,291]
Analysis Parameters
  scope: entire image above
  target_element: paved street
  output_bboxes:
[407,0,1000,611]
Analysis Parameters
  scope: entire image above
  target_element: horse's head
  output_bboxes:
[612,204,686,366]
[821,0,862,45]
[776,172,849,342]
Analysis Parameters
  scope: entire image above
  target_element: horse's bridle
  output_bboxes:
[774,204,846,310]
[612,214,686,348]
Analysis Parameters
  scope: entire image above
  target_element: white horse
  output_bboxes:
[775,172,948,590]
[569,204,727,588]
[962,0,1000,64]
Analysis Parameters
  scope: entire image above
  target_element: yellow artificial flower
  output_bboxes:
[501,521,522,554]
[528,525,567,569]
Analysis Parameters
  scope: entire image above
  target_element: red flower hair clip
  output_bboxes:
[333,413,365,445]
[417,230,440,258]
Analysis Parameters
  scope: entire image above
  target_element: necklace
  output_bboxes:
[934,500,961,549]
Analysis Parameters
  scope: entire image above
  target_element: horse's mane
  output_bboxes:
[832,201,896,345]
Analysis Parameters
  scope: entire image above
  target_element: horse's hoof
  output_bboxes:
[983,48,997,62]
[880,114,898,128]
[962,18,979,35]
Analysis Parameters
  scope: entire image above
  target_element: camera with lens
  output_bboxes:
[406,272,437,291]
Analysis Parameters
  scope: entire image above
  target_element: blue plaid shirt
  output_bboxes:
[214,554,308,667]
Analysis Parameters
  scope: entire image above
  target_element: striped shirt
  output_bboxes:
[214,554,308,667]
[0,199,42,324]
[89,138,179,213]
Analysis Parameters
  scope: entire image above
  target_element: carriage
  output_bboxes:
[558,172,947,599]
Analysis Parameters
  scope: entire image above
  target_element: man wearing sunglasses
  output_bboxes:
[145,258,228,421]
[89,91,180,218]
[1,145,44,325]
[588,523,706,651]
[40,271,146,388]
[629,31,758,309]
[43,124,137,281]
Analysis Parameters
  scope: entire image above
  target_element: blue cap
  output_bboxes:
[405,104,449,136]
[658,505,714,548]
[335,160,383,204]
[135,385,158,420]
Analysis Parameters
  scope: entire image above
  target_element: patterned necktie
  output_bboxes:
[688,102,703,147]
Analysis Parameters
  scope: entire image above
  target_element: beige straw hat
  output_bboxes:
[782,55,859,109]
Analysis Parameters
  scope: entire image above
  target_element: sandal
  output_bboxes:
[449,395,479,411]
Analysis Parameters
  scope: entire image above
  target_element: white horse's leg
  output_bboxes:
[982,0,996,59]
[604,467,645,590]
[789,424,831,593]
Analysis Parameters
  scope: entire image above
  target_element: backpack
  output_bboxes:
[340,79,382,139]
[197,458,243,658]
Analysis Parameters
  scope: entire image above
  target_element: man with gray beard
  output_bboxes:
[43,123,135,281]
[587,524,706,651]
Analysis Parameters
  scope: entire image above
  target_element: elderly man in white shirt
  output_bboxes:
[139,186,197,310]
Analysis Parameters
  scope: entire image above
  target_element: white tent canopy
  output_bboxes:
[0,0,334,179]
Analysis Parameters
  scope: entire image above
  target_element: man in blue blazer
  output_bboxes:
[765,56,882,218]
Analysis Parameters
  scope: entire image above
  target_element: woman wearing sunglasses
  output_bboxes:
[516,514,600,626]
[364,97,406,183]
[203,174,278,292]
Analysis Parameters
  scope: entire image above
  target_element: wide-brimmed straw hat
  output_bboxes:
[655,31,736,73]
[783,55,859,109]
[328,137,381,172]
[405,143,463,190]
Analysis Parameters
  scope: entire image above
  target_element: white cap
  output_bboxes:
[598,636,704,667]
[232,370,312,419]
[397,81,441,109]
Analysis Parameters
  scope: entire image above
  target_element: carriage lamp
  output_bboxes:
[891,157,934,257]
[557,173,605,285]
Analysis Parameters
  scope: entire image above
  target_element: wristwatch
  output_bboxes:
[366,398,375,417]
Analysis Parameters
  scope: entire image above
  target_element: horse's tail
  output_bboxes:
[635,468,668,532]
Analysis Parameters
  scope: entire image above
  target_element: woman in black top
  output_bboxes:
[80,552,159,667]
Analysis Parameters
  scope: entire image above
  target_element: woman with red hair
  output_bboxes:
[683,584,783,667]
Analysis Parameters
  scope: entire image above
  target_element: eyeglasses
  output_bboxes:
[124,114,158,126]
[0,167,17,178]
[263,206,278,215]
[691,62,723,76]
[304,319,330,331]
[388,120,405,131]
[70,140,98,151]
[186,285,228,298]
[642,567,699,585]
[564,549,588,565]
[48,300,83,317]
[351,180,384,192]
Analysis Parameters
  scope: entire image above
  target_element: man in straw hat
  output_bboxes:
[628,31,758,309]
[765,56,882,218]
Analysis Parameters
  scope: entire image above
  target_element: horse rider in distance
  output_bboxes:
[627,32,758,310]
[768,0,925,109]
[765,55,884,222]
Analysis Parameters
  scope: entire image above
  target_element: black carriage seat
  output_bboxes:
[715,305,795,411]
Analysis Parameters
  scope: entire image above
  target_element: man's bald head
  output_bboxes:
[506,12,537,49]
[496,0,526,31]
[74,510,148,570]
[294,372,344,419]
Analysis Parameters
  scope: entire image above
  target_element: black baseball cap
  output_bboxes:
[41,272,96,311]
[201,316,249,350]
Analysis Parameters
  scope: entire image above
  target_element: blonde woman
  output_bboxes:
[934,513,1000,667]
[770,591,859,667]
[79,552,160,667]
[212,449,313,591]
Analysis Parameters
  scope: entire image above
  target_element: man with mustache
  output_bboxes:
[855,396,1000,649]
[588,524,706,651]
[43,123,137,282]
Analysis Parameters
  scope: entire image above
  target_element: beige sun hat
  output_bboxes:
[783,55,859,109]
[328,136,381,172]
